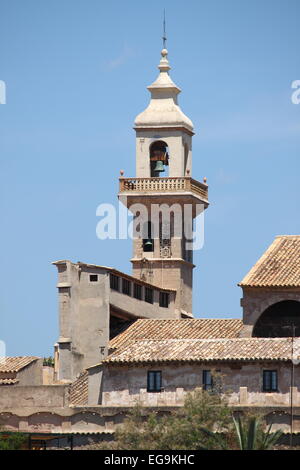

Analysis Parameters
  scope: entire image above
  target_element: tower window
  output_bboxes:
[147,371,162,392]
[143,239,154,252]
[89,275,98,282]
[159,292,169,308]
[145,287,153,304]
[122,278,131,296]
[110,274,119,291]
[143,221,154,252]
[263,370,278,392]
[134,283,142,300]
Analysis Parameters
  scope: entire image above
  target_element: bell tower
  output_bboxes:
[118,47,209,316]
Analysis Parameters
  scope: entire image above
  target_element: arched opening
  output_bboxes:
[149,140,169,177]
[253,300,300,337]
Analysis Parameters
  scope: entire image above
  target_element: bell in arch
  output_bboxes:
[150,140,169,177]
[153,160,165,173]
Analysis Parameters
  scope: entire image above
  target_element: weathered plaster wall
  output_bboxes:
[17,359,43,386]
[55,262,111,381]
[99,362,300,407]
[0,385,69,409]
[110,286,176,319]
[43,366,54,385]
[55,261,179,382]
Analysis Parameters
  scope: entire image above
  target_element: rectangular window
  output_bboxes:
[159,292,169,308]
[145,287,154,304]
[263,370,278,392]
[203,370,213,391]
[147,371,162,392]
[110,274,119,291]
[122,278,131,296]
[133,283,142,300]
[89,275,98,282]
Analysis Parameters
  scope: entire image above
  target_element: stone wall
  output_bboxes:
[17,359,43,386]
[0,385,69,409]
[98,362,300,407]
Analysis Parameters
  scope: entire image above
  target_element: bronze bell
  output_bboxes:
[143,239,153,251]
[153,160,165,173]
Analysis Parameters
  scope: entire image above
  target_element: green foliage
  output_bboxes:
[43,357,54,367]
[0,432,27,450]
[108,389,283,451]
[233,415,283,450]
[114,389,234,450]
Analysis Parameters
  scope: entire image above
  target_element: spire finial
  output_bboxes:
[162,9,167,50]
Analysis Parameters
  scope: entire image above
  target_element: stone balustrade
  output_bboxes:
[119,176,208,201]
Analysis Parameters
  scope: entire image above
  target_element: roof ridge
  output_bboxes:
[275,235,300,238]
[115,336,293,345]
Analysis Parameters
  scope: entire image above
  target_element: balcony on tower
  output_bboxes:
[119,175,209,209]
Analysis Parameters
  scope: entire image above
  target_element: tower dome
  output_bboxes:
[134,49,194,133]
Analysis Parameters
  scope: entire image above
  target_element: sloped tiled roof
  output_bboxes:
[109,318,243,349]
[239,235,300,288]
[104,337,296,365]
[0,378,19,385]
[0,357,39,373]
[69,371,88,406]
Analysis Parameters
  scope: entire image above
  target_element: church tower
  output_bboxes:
[118,47,209,315]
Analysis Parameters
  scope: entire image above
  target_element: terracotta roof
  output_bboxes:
[239,235,300,287]
[104,337,297,365]
[0,357,39,373]
[109,318,243,349]
[69,371,88,406]
[0,378,18,385]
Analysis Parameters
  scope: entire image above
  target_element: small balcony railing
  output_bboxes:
[119,177,208,201]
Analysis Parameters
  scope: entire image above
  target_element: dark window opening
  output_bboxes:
[263,370,278,392]
[159,292,169,308]
[147,371,162,392]
[145,287,154,304]
[143,221,154,252]
[202,370,213,391]
[109,317,133,340]
[110,274,119,291]
[122,279,131,296]
[134,283,142,300]
[89,275,98,282]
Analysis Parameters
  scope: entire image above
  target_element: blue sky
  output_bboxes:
[0,0,299,357]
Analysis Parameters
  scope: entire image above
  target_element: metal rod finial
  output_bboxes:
[162,9,167,49]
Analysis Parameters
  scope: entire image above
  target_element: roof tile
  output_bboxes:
[240,235,300,287]
[0,357,39,373]
[104,337,296,364]
[109,318,243,349]
[69,371,88,406]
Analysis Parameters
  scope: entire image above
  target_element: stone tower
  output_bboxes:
[118,48,209,315]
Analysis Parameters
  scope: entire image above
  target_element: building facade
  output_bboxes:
[0,45,300,439]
